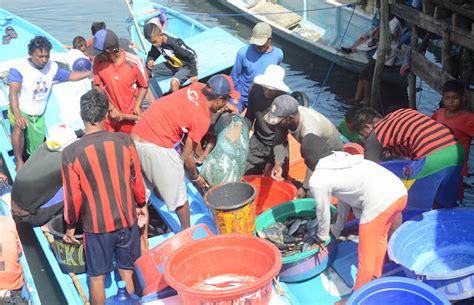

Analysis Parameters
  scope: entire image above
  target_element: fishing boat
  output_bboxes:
[216,0,374,72]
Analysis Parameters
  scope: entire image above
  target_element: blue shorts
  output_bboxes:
[84,223,140,277]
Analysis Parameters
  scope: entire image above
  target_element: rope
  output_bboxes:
[314,5,356,105]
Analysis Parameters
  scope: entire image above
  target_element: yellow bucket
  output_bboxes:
[204,182,256,235]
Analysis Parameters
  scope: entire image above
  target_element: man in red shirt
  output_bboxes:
[131,74,239,229]
[86,29,148,134]
[62,89,147,305]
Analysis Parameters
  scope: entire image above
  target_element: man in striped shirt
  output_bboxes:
[61,89,147,305]
[87,29,148,134]
[352,107,464,210]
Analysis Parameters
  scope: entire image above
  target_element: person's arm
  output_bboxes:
[330,200,351,239]
[133,59,149,117]
[129,139,146,207]
[310,182,332,242]
[173,40,198,77]
[244,86,256,129]
[61,155,82,244]
[364,132,384,162]
[7,69,28,129]
[271,127,289,181]
[53,67,89,82]
[230,50,243,85]
[182,136,208,189]
[146,46,161,67]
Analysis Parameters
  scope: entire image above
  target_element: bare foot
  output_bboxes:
[334,298,348,305]
[15,161,24,172]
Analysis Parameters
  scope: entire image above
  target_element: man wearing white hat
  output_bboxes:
[230,22,284,113]
[244,65,289,176]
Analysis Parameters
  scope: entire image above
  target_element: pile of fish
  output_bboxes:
[257,216,319,257]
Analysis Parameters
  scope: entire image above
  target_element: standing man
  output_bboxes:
[244,64,289,176]
[264,95,344,198]
[231,22,283,113]
[87,29,148,134]
[8,36,90,171]
[351,107,464,210]
[61,89,147,305]
[131,74,238,230]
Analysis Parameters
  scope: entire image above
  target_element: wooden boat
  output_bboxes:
[216,0,374,72]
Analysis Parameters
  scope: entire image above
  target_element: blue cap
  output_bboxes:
[72,58,92,72]
[206,74,240,99]
[85,29,119,56]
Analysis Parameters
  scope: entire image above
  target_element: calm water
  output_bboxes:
[2,0,443,303]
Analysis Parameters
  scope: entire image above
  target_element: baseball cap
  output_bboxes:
[85,29,119,56]
[263,94,299,125]
[72,58,92,72]
[249,22,272,46]
[206,74,240,100]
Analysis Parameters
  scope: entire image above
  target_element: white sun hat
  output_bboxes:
[46,124,78,151]
[254,65,289,92]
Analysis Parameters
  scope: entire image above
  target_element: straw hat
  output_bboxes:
[254,65,289,93]
[46,124,77,151]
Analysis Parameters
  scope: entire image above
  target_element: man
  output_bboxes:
[231,22,284,113]
[62,89,147,305]
[264,95,344,197]
[0,216,23,292]
[131,74,238,229]
[352,107,464,210]
[8,36,90,171]
[144,22,198,93]
[244,64,289,176]
[87,29,148,134]
[301,134,407,301]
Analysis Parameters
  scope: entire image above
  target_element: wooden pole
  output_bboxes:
[441,25,451,74]
[370,0,390,112]
[408,24,418,109]
[124,0,148,52]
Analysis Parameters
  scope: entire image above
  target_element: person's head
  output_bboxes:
[249,22,272,53]
[300,134,333,171]
[80,89,109,127]
[344,107,360,132]
[351,107,382,139]
[263,94,299,129]
[72,36,87,52]
[91,22,106,36]
[85,29,120,60]
[28,36,52,69]
[144,23,164,47]
[254,64,289,99]
[442,80,465,112]
[201,74,240,113]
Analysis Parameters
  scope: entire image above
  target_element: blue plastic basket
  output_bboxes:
[347,277,450,305]
[388,208,474,300]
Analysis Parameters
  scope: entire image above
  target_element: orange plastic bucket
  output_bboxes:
[204,182,256,235]
[344,143,364,155]
[241,175,297,215]
[164,234,282,305]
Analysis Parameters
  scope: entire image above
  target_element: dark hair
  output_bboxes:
[201,86,229,101]
[91,22,106,35]
[80,89,109,125]
[28,36,52,55]
[442,80,465,96]
[72,36,86,50]
[300,134,332,171]
[344,107,360,124]
[144,22,161,40]
[351,107,382,133]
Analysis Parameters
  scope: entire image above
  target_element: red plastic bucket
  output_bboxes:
[242,175,297,215]
[135,224,214,296]
[164,235,282,305]
[344,143,364,155]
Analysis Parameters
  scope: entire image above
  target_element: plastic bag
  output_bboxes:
[200,113,249,187]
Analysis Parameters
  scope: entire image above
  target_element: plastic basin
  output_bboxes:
[256,198,337,282]
[343,143,364,155]
[348,276,450,305]
[241,175,297,215]
[388,208,474,300]
[164,234,282,305]
[134,224,214,296]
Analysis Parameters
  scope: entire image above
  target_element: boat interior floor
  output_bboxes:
[250,1,302,29]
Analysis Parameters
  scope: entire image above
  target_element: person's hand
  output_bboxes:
[14,115,28,130]
[296,187,307,199]
[63,228,80,244]
[222,102,238,114]
[0,173,8,182]
[190,76,199,83]
[147,60,155,69]
[136,204,149,229]
[133,102,142,118]
[109,108,122,122]
[271,164,284,181]
[193,175,209,189]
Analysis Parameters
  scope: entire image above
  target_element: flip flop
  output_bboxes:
[2,34,12,45]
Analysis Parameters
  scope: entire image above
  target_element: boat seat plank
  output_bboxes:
[251,2,302,29]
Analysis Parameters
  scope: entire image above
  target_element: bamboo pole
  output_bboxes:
[124,0,148,52]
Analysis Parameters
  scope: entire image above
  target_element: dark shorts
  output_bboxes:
[359,60,376,81]
[84,223,140,277]
[245,135,289,178]
[152,62,192,85]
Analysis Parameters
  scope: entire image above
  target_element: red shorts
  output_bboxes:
[105,118,135,134]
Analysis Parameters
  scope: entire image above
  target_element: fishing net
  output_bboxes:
[200,113,249,188]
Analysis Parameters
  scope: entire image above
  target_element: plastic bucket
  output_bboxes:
[343,143,364,155]
[135,224,214,296]
[256,198,337,282]
[241,175,297,215]
[204,182,257,235]
[48,214,85,274]
[347,276,450,305]
[164,234,282,305]
[388,208,474,300]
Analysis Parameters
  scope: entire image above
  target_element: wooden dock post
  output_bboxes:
[408,24,418,109]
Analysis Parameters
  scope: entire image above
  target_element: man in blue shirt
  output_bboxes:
[230,22,284,113]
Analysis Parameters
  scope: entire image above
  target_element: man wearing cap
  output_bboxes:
[230,22,284,113]
[8,36,90,171]
[87,29,148,134]
[244,65,289,176]
[300,134,407,299]
[131,74,238,229]
[265,95,344,198]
